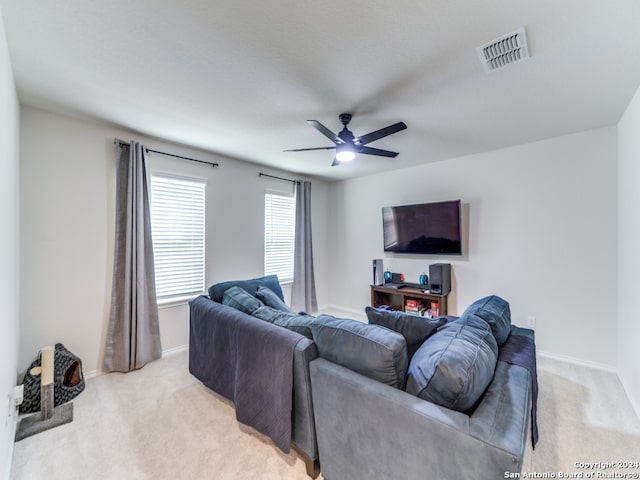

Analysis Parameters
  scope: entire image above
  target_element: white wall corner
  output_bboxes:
[3,394,18,480]
[617,81,640,424]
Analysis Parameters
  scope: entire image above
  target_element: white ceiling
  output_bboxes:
[2,0,640,181]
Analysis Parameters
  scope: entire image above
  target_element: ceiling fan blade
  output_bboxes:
[356,121,407,145]
[283,146,336,152]
[331,157,341,166]
[307,120,344,144]
[359,146,399,158]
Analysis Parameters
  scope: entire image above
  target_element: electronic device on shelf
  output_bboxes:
[429,263,451,295]
[402,282,428,290]
[372,259,384,286]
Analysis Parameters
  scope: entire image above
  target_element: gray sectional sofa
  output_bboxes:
[310,325,534,480]
[189,275,536,480]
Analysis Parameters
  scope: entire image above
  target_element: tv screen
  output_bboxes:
[382,200,462,255]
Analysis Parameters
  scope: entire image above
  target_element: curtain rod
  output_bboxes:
[114,139,219,168]
[259,172,298,184]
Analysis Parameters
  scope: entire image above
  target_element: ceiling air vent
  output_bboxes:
[477,27,530,73]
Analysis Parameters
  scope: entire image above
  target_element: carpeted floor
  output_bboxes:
[10,350,640,479]
[523,356,640,476]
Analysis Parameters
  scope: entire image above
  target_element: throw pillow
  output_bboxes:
[461,295,511,346]
[365,306,447,361]
[208,275,284,303]
[255,285,292,312]
[222,286,264,314]
[252,305,315,339]
[250,305,284,323]
[406,314,498,412]
[311,315,408,389]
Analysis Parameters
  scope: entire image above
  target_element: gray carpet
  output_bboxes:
[10,351,640,479]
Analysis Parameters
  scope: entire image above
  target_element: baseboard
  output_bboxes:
[83,345,189,380]
[318,304,366,321]
[161,344,188,357]
[537,350,618,373]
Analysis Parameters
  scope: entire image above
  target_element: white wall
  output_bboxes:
[19,106,331,375]
[329,127,619,367]
[617,84,640,417]
[0,8,20,479]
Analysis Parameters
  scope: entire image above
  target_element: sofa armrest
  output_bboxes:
[310,357,529,480]
[291,337,319,463]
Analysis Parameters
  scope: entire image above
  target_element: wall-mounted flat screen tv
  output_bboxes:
[382,200,462,255]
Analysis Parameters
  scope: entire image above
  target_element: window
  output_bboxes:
[150,174,206,300]
[264,192,295,284]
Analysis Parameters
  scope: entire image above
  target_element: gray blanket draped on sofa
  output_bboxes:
[189,296,301,453]
[498,330,538,448]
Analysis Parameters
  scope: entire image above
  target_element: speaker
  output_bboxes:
[429,263,451,295]
[372,259,384,286]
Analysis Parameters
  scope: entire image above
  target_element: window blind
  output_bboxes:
[265,192,295,284]
[150,174,206,299]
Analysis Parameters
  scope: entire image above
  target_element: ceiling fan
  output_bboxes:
[284,113,407,166]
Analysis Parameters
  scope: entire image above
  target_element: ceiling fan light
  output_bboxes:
[335,148,355,162]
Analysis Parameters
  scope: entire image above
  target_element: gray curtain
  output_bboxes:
[103,140,162,373]
[291,181,318,313]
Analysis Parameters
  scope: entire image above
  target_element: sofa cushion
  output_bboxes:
[461,295,511,346]
[311,315,408,389]
[365,306,448,361]
[209,275,284,303]
[252,305,316,339]
[406,314,498,412]
[222,286,264,314]
[255,285,292,312]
